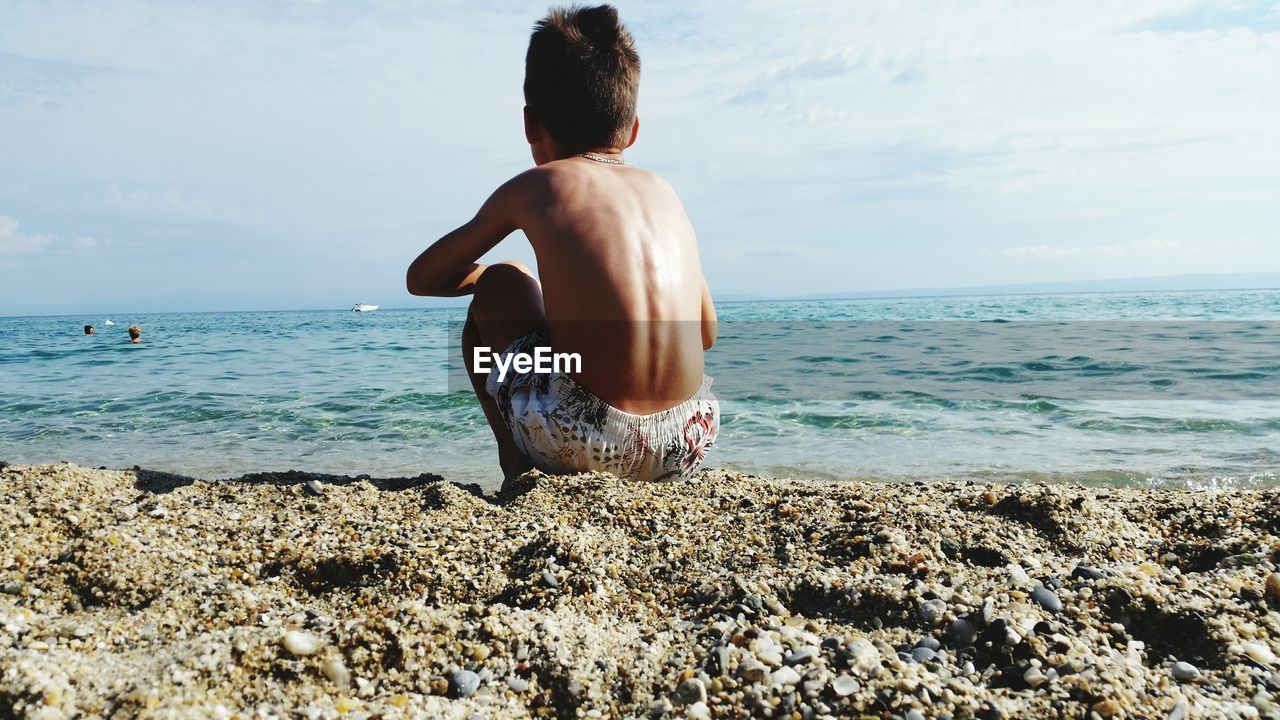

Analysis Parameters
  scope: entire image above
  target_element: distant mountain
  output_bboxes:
[779,272,1280,302]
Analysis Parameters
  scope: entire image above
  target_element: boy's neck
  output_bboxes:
[540,140,624,165]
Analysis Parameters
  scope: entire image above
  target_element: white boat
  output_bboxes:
[351,304,379,312]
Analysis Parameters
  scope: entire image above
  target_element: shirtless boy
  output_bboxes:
[406,4,718,487]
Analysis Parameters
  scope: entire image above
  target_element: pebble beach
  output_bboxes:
[2,461,1279,719]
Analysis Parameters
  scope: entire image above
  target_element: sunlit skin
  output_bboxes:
[407,110,716,478]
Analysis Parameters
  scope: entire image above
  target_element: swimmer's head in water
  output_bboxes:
[84,325,94,335]
[128,325,141,341]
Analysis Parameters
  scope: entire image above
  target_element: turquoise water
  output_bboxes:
[3,290,1279,490]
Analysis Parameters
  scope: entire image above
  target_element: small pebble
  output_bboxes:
[714,645,731,676]
[1006,563,1031,586]
[1265,572,1280,601]
[674,678,706,705]
[915,636,941,652]
[507,676,530,693]
[911,646,936,662]
[919,598,947,625]
[281,631,319,656]
[1170,661,1200,681]
[303,480,323,496]
[845,638,881,676]
[831,674,859,697]
[321,657,350,688]
[686,701,711,720]
[450,669,480,698]
[1071,565,1104,581]
[770,666,802,686]
[1241,642,1277,665]
[783,647,817,666]
[1030,586,1063,614]
[1091,699,1122,718]
[952,618,978,646]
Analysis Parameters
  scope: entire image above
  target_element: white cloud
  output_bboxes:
[0,214,54,256]
[0,214,100,259]
[91,182,241,223]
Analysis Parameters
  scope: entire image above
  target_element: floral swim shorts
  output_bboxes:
[485,330,719,481]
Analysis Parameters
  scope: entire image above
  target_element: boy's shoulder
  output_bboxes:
[516,159,668,187]
[495,161,680,230]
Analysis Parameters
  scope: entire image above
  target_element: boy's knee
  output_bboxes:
[493,260,535,277]
[475,262,539,298]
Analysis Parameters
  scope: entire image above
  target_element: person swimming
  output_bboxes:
[127,325,141,343]
[83,325,94,335]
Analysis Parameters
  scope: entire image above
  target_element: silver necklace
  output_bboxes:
[577,152,627,165]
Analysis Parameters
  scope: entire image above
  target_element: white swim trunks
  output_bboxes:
[485,330,719,481]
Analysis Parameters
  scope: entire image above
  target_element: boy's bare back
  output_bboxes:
[506,157,711,412]
[406,4,719,482]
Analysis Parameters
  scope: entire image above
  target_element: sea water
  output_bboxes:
[3,289,1278,489]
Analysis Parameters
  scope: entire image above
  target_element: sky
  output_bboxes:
[1,0,1279,314]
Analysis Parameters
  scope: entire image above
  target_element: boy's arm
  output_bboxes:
[406,177,523,297]
[701,277,717,350]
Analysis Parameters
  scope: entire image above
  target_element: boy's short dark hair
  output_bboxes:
[524,5,640,151]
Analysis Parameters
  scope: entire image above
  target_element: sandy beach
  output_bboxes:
[2,461,1278,719]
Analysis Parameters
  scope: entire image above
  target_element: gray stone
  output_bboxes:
[783,647,818,666]
[952,618,978,646]
[450,669,480,698]
[1170,661,1200,682]
[714,645,731,676]
[919,598,947,625]
[1030,586,1063,614]
[915,636,941,651]
[981,596,996,625]
[1071,565,1104,581]
[674,678,707,705]
[507,676,530,693]
[910,647,936,663]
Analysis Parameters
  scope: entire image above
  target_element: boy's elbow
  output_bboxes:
[406,272,430,297]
